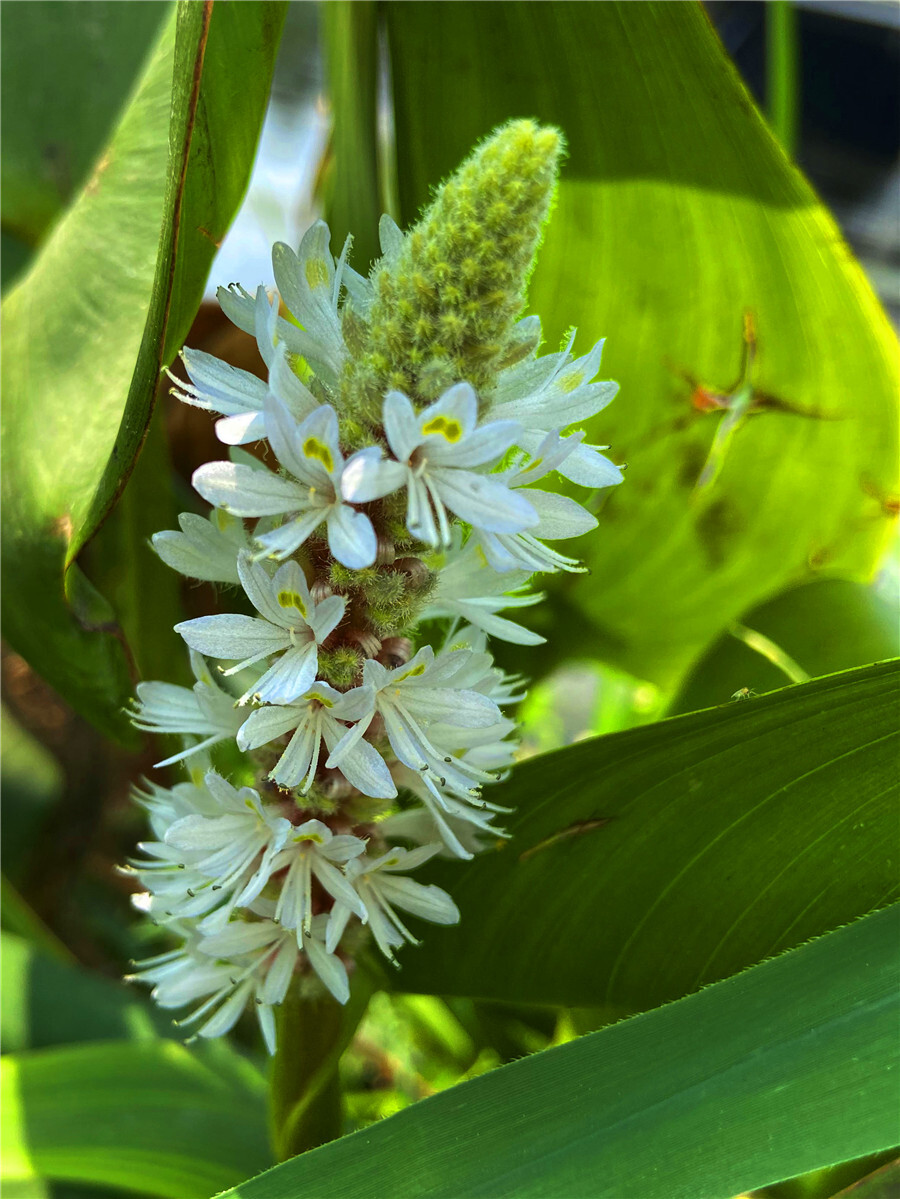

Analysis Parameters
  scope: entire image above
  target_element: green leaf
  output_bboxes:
[1,1040,271,1199]
[0,706,63,886]
[385,1,899,686]
[0,1,170,245]
[0,933,164,1053]
[212,905,900,1199]
[669,579,900,715]
[395,660,899,1009]
[321,2,383,272]
[0,1,286,738]
[0,888,73,969]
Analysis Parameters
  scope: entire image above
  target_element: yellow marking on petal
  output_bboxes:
[297,832,324,844]
[421,415,463,442]
[528,457,543,472]
[277,589,308,618]
[396,662,427,682]
[303,437,334,473]
[560,371,584,393]
[305,257,330,289]
[475,545,489,568]
[316,694,334,708]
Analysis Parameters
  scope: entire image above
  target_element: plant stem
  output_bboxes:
[766,0,799,157]
[269,971,375,1162]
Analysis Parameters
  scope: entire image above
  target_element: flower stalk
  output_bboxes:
[124,119,623,1150]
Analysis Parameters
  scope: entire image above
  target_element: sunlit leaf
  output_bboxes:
[0,1,286,738]
[669,578,900,714]
[385,0,899,686]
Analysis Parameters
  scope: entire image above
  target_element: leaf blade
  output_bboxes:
[213,905,900,1199]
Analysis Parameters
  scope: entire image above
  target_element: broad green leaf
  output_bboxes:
[321,2,383,272]
[385,1,899,686]
[669,578,900,714]
[1,1040,270,1199]
[1,1,285,739]
[395,661,898,1009]
[0,888,72,968]
[213,905,900,1199]
[1,933,163,1053]
[0,706,63,886]
[0,1,169,245]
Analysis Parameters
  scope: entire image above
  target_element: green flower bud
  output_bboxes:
[343,119,563,420]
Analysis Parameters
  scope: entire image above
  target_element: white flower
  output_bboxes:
[488,331,623,488]
[237,681,396,797]
[472,431,601,574]
[126,923,233,1012]
[379,803,499,860]
[168,285,319,446]
[327,646,502,803]
[341,383,537,548]
[270,818,368,937]
[161,772,293,931]
[422,532,544,645]
[152,508,249,584]
[133,920,298,1053]
[325,845,459,964]
[192,400,377,569]
[389,763,508,860]
[131,777,215,841]
[271,220,351,387]
[130,651,244,767]
[216,227,349,393]
[175,552,345,706]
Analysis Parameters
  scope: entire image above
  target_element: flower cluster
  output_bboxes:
[126,120,622,1053]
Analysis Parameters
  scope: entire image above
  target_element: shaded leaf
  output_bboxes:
[0,933,163,1053]
[1,1040,270,1199]
[396,661,899,1009]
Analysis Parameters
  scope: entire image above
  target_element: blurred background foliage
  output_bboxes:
[1,2,898,1198]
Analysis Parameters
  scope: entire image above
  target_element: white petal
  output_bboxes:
[216,284,257,335]
[215,412,266,445]
[432,470,539,533]
[382,390,421,463]
[253,508,326,559]
[377,875,460,925]
[326,504,377,569]
[555,442,625,489]
[429,418,521,469]
[308,593,346,641]
[175,614,289,661]
[193,461,304,517]
[247,643,317,706]
[303,933,349,1004]
[341,448,407,504]
[526,489,599,539]
[152,513,242,585]
[323,723,397,799]
[237,705,303,751]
